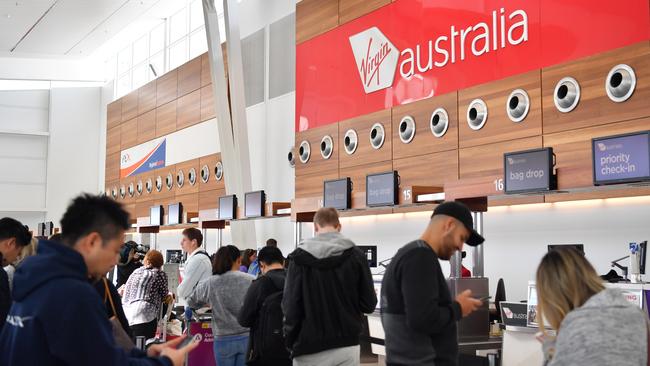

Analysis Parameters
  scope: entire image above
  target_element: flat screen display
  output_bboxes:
[168,202,183,225]
[592,131,650,185]
[245,191,265,218]
[357,245,377,267]
[323,178,351,210]
[150,205,163,226]
[366,171,399,207]
[218,195,237,220]
[504,148,556,194]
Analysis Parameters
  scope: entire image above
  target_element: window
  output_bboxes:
[170,8,188,44]
[133,35,149,65]
[117,46,132,75]
[149,52,164,79]
[189,27,207,59]
[132,63,149,89]
[168,38,189,70]
[116,73,132,97]
[150,22,165,55]
[190,0,205,31]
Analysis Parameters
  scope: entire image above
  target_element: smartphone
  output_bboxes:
[178,334,200,348]
[478,296,492,303]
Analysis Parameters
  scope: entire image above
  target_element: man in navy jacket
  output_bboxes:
[0,194,198,366]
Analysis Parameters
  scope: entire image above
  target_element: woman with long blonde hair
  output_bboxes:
[536,248,647,365]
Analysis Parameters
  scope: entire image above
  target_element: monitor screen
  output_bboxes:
[592,131,650,185]
[548,244,584,255]
[168,202,183,225]
[366,171,399,207]
[504,148,556,194]
[323,178,352,210]
[357,245,377,267]
[218,195,237,220]
[150,205,163,226]
[245,191,265,218]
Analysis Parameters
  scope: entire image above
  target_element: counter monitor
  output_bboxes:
[150,205,163,226]
[245,190,266,218]
[323,178,352,210]
[592,131,650,185]
[504,148,556,194]
[218,195,237,220]
[366,171,399,207]
[168,202,183,225]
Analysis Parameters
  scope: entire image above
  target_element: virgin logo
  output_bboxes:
[349,27,398,94]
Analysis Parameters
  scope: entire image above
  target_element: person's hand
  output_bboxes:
[160,337,200,366]
[147,336,191,357]
[456,289,482,317]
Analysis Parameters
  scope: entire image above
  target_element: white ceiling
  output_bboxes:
[0,0,162,58]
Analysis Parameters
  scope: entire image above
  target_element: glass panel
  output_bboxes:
[168,38,189,70]
[117,45,132,75]
[189,27,207,59]
[150,22,165,55]
[132,63,149,89]
[149,52,164,79]
[116,73,132,98]
[190,0,204,31]
[133,34,149,65]
[169,7,188,43]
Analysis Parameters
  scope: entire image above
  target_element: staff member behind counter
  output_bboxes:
[381,201,485,366]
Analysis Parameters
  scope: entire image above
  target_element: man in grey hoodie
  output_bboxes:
[283,207,377,366]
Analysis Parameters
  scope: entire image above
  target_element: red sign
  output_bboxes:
[296,0,650,132]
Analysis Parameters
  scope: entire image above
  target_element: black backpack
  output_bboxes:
[248,279,290,363]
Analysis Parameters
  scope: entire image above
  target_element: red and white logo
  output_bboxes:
[349,27,399,94]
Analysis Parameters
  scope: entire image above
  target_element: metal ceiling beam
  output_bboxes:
[202,0,256,248]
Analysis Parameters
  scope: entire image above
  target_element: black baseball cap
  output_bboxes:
[431,201,485,246]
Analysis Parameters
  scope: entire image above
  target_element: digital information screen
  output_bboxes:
[245,191,265,218]
[168,203,182,225]
[150,205,163,226]
[366,172,398,207]
[323,178,351,210]
[504,148,555,194]
[218,195,237,220]
[592,131,650,185]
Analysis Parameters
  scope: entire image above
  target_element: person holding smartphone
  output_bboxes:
[381,202,485,366]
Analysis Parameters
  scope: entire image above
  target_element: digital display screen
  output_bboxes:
[324,178,351,210]
[245,191,265,218]
[366,171,398,207]
[218,195,237,220]
[504,148,555,194]
[168,203,182,225]
[592,131,650,185]
[150,205,163,226]
[357,245,377,267]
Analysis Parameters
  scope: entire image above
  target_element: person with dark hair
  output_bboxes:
[176,227,211,302]
[283,207,377,365]
[0,217,32,331]
[123,250,168,340]
[0,194,197,366]
[265,238,277,248]
[240,249,257,272]
[238,246,290,366]
[188,245,253,366]
[116,241,143,288]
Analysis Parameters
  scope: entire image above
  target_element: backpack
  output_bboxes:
[249,279,290,363]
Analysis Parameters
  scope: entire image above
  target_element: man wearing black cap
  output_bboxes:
[381,201,485,366]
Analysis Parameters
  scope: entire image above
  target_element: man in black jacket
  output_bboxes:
[0,217,32,331]
[283,207,377,366]
[381,202,485,366]
[238,246,290,366]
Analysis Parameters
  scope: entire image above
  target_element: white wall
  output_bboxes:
[46,87,102,224]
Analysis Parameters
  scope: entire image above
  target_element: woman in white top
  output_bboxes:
[122,250,168,340]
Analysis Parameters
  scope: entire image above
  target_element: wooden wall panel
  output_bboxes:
[178,57,202,97]
[136,200,154,220]
[393,150,459,203]
[459,136,543,179]
[201,53,211,87]
[106,126,121,156]
[136,173,156,203]
[156,69,178,107]
[177,89,201,130]
[339,109,392,169]
[458,70,542,148]
[176,193,199,218]
[392,91,458,159]
[121,91,139,122]
[123,203,136,222]
[297,0,338,44]
[154,165,176,201]
[137,109,156,144]
[296,169,339,199]
[138,80,157,115]
[199,154,225,191]
[156,101,177,137]
[339,161,392,208]
[106,153,120,183]
[542,42,650,134]
[120,118,138,149]
[339,0,390,24]
[295,123,339,176]
[107,99,122,130]
[175,158,200,195]
[200,85,216,121]
[123,179,137,203]
[543,117,650,190]
[199,188,225,210]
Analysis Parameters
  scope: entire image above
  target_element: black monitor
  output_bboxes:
[504,148,556,194]
[218,195,237,220]
[37,222,45,237]
[592,131,650,185]
[640,241,647,275]
[168,202,183,225]
[245,190,266,218]
[548,244,584,255]
[366,171,399,207]
[150,205,163,226]
[357,245,377,267]
[323,178,352,210]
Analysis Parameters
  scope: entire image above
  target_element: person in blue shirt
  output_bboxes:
[0,194,198,366]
